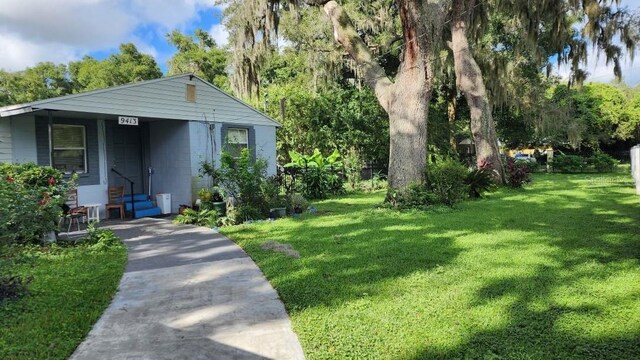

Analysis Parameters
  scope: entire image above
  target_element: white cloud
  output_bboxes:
[0,0,221,71]
[0,32,80,70]
[131,0,216,31]
[209,24,229,47]
[555,46,640,86]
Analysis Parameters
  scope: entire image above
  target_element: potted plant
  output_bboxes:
[269,195,288,219]
[288,193,309,217]
[210,186,226,216]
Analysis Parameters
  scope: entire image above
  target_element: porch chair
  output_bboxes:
[60,188,87,232]
[106,186,125,220]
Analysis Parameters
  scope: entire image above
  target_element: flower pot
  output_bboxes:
[211,201,226,216]
[270,207,287,219]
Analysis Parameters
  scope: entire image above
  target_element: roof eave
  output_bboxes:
[0,106,34,117]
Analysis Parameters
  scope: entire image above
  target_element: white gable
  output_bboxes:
[0,75,279,127]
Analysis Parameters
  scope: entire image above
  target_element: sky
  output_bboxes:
[0,0,228,73]
[0,0,639,85]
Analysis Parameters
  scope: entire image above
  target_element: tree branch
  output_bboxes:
[316,1,394,111]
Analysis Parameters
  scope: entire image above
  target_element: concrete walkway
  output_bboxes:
[71,218,305,360]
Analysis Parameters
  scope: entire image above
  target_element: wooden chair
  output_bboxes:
[60,188,87,232]
[106,186,125,220]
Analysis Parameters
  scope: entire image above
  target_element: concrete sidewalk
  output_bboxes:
[71,218,305,360]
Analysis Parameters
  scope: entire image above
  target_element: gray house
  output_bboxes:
[0,74,279,217]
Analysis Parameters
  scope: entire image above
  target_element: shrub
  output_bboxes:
[286,149,345,199]
[386,183,436,210]
[343,147,363,190]
[465,167,496,198]
[0,163,74,245]
[360,173,388,192]
[218,149,270,221]
[84,224,123,252]
[261,175,283,207]
[426,159,468,206]
[587,153,617,173]
[507,158,531,188]
[551,154,585,173]
[287,193,309,214]
[174,208,219,227]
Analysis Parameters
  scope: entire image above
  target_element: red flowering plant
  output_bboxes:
[0,163,76,244]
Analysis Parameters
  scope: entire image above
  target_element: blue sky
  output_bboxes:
[0,0,227,73]
[0,0,639,85]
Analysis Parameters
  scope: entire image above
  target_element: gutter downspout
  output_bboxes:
[48,110,53,166]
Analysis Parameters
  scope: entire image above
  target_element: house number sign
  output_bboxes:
[118,116,139,126]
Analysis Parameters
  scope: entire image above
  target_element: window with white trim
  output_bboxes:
[226,128,249,158]
[52,124,87,173]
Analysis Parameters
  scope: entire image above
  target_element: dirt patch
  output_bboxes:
[261,241,300,258]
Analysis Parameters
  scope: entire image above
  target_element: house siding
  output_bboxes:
[254,125,277,176]
[188,121,216,202]
[10,115,37,163]
[149,120,192,213]
[35,76,278,126]
[35,117,100,186]
[0,118,11,163]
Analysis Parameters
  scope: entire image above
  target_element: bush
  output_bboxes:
[84,224,123,252]
[386,183,436,210]
[507,158,531,188]
[551,155,585,173]
[360,173,388,192]
[174,208,219,227]
[286,149,345,199]
[287,193,309,214]
[587,153,618,173]
[426,159,468,206]
[343,147,363,190]
[465,167,496,198]
[0,163,74,245]
[218,149,270,222]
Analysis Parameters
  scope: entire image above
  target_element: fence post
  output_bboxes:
[631,145,640,195]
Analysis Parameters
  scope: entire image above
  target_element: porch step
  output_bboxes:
[121,194,150,203]
[134,207,163,218]
[124,200,156,211]
[122,193,164,219]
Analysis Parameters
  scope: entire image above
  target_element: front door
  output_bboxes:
[106,121,145,194]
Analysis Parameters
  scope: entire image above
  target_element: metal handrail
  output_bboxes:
[111,168,135,218]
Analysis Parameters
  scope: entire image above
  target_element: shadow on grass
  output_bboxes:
[222,174,640,358]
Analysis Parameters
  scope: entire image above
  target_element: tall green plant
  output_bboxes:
[218,149,270,222]
[285,149,345,199]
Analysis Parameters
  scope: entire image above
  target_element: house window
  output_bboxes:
[52,124,87,173]
[226,128,249,158]
[186,84,196,102]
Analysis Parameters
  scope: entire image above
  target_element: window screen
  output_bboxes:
[52,124,87,173]
[226,128,249,158]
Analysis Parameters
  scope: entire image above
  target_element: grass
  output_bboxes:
[221,173,640,359]
[0,242,127,359]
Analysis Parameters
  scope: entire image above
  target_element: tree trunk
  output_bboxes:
[450,0,505,183]
[446,84,458,151]
[317,0,444,189]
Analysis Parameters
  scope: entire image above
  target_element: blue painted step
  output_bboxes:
[124,200,155,211]
[134,207,163,218]
[122,193,165,219]
[120,194,150,203]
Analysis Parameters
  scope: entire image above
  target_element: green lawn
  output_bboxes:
[222,173,640,359]
[0,244,127,359]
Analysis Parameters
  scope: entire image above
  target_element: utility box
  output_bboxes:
[156,193,172,214]
[632,145,640,195]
